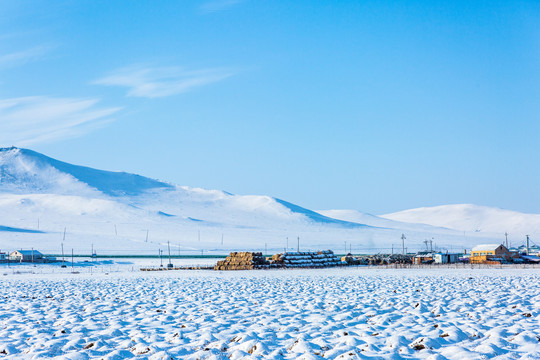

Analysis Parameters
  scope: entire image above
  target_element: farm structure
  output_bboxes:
[9,250,43,262]
[413,252,461,265]
[470,244,512,264]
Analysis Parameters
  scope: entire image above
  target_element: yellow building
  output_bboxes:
[470,244,510,264]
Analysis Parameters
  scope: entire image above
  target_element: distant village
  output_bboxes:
[2,241,540,268]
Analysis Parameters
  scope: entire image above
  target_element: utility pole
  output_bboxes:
[423,239,429,251]
[61,243,66,268]
[297,236,300,252]
[526,235,530,255]
[344,241,347,255]
[391,244,394,255]
[265,243,267,256]
[159,249,163,267]
[114,225,117,236]
[505,232,509,248]
[71,249,74,272]
[221,234,224,245]
[167,241,173,268]
[430,238,434,252]
[401,234,406,255]
[145,229,149,243]
[286,237,288,252]
[31,247,34,266]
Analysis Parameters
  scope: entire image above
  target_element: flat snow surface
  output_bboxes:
[0,265,539,359]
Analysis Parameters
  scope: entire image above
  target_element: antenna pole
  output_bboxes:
[297,237,300,252]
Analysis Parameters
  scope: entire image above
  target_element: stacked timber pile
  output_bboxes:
[214,252,270,270]
[270,250,342,268]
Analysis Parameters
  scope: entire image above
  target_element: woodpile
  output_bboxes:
[270,250,342,268]
[214,252,270,270]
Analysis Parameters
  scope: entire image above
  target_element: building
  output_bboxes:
[9,250,43,262]
[470,244,511,264]
[0,252,6,261]
[414,251,461,264]
[433,253,461,264]
[413,252,434,264]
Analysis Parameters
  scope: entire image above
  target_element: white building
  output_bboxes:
[9,250,43,262]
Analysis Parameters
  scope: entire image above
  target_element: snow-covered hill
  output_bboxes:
[382,204,540,245]
[0,147,504,254]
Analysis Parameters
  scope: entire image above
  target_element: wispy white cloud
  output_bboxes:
[0,45,53,68]
[0,96,122,146]
[93,65,233,98]
[200,0,244,13]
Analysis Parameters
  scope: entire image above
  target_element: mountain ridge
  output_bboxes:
[0,147,521,254]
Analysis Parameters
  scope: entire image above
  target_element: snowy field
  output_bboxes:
[0,266,539,359]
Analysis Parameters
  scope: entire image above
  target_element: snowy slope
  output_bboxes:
[382,204,540,243]
[0,147,497,254]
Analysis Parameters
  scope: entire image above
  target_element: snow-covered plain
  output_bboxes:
[1,265,539,359]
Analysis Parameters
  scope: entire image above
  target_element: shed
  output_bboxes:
[433,253,461,264]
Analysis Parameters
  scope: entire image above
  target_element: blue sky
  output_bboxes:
[1,0,539,214]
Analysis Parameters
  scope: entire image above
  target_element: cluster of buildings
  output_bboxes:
[413,243,540,265]
[0,249,52,263]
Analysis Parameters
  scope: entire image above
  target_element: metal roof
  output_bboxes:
[12,250,43,255]
[471,244,503,252]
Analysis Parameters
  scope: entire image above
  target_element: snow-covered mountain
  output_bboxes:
[0,147,503,254]
[382,204,540,245]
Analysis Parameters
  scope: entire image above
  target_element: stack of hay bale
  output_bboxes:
[270,250,342,268]
[341,254,363,265]
[214,252,270,270]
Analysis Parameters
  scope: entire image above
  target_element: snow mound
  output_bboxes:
[382,204,540,239]
[0,147,172,196]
